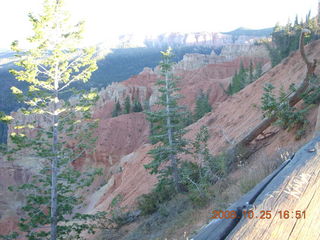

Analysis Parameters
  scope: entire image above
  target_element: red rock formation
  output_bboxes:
[86,144,157,213]
[0,51,271,235]
[74,113,150,173]
[0,160,31,235]
[85,41,320,221]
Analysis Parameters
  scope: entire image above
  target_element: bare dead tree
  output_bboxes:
[228,29,317,164]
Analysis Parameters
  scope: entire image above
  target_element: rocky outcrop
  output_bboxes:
[220,44,269,60]
[162,45,269,72]
[86,144,157,213]
[142,30,271,48]
[75,113,150,172]
[173,53,227,71]
[0,159,31,235]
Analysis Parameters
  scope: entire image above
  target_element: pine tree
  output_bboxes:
[248,60,254,83]
[265,13,320,67]
[227,60,264,95]
[112,100,122,117]
[0,0,106,239]
[228,64,247,95]
[144,48,187,192]
[194,90,212,121]
[132,98,143,112]
[254,62,263,80]
[124,96,131,114]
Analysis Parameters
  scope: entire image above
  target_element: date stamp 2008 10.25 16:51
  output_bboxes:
[210,210,306,220]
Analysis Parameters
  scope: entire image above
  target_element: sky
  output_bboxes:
[0,0,318,50]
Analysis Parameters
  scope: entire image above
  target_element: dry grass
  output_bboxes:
[161,148,289,240]
[109,148,292,240]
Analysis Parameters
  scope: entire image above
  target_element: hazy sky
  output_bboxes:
[0,0,318,49]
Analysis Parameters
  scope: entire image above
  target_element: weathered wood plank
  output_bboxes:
[192,136,320,240]
[226,136,320,240]
[192,150,293,240]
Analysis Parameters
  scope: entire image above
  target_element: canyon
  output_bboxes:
[1,38,320,239]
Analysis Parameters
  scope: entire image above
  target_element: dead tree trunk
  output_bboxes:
[229,29,317,163]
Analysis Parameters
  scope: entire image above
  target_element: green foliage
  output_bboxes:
[303,75,320,105]
[132,98,143,112]
[193,90,212,121]
[137,192,159,216]
[209,153,228,177]
[227,61,263,95]
[110,194,124,208]
[265,14,320,67]
[0,112,14,124]
[4,168,104,240]
[137,179,176,215]
[254,62,263,80]
[138,126,228,212]
[124,96,131,114]
[261,83,309,139]
[179,161,210,207]
[180,126,227,206]
[192,126,226,178]
[112,100,122,117]
[181,109,194,127]
[144,48,188,191]
[0,232,19,240]
[227,62,246,95]
[108,194,132,228]
[0,0,106,239]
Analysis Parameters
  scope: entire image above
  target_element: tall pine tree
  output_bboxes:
[144,48,187,192]
[1,0,106,239]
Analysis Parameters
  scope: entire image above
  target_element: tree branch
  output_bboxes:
[228,29,317,163]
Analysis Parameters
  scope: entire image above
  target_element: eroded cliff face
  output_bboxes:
[0,48,270,235]
[0,159,31,235]
[220,44,269,60]
[142,30,271,48]
[155,44,269,72]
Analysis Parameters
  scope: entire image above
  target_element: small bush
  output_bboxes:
[179,161,211,207]
[303,75,320,104]
[111,194,124,208]
[137,192,159,215]
[180,161,201,187]
[158,204,170,217]
[137,179,176,215]
[187,188,210,207]
[107,193,136,229]
[207,153,228,179]
[261,83,309,139]
[110,208,132,228]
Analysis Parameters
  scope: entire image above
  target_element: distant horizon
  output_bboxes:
[0,26,274,52]
[0,0,317,50]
